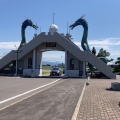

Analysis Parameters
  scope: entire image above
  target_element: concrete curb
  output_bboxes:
[71,82,86,120]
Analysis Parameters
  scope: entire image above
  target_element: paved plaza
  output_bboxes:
[77,77,120,120]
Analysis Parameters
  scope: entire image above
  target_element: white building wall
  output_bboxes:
[66,70,79,77]
[23,69,42,77]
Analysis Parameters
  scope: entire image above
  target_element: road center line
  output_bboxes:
[0,79,61,104]
[71,82,86,120]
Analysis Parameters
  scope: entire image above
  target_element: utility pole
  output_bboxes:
[53,13,55,24]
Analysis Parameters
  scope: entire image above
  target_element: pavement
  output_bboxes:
[0,78,60,102]
[77,77,120,120]
[0,76,120,120]
[0,78,85,120]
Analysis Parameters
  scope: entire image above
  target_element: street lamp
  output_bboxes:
[14,45,23,76]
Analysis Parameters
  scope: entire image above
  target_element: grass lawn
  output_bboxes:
[42,66,51,75]
[42,72,50,75]
[42,66,52,70]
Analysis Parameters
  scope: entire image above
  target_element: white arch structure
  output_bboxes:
[0,32,116,79]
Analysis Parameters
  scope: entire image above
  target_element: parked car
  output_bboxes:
[50,67,62,76]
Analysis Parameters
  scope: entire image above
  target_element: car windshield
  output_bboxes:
[52,68,59,70]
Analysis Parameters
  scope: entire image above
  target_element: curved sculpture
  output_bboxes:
[69,15,90,52]
[69,15,107,73]
[19,19,38,48]
[69,15,94,71]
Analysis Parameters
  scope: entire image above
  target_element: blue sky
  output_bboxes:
[0,0,120,64]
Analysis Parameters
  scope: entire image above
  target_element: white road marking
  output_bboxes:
[71,82,86,120]
[0,79,61,104]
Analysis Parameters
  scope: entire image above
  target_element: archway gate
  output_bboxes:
[0,32,116,79]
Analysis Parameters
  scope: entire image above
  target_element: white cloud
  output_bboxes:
[74,37,120,48]
[0,42,19,49]
[0,38,120,61]
[74,38,120,60]
[89,38,120,46]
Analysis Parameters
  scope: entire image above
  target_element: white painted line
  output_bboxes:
[0,79,61,104]
[71,82,86,120]
[0,78,66,111]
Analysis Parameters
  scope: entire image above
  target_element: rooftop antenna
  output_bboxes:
[67,22,71,34]
[67,22,68,34]
[69,26,71,34]
[53,13,55,24]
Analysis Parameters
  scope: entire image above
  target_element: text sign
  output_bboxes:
[46,43,56,47]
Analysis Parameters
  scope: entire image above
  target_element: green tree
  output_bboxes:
[97,48,110,57]
[92,47,96,55]
[97,48,113,62]
[113,57,120,75]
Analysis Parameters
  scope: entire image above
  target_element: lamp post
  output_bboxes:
[14,45,22,76]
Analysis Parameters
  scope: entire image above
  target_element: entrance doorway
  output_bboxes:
[42,51,65,77]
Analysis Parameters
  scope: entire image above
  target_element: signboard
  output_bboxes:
[46,43,56,47]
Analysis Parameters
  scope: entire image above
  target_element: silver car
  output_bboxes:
[50,67,62,76]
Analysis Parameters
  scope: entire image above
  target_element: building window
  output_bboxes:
[70,58,74,69]
[28,58,32,68]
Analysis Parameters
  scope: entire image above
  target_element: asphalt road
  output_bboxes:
[0,78,85,120]
[0,77,59,102]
